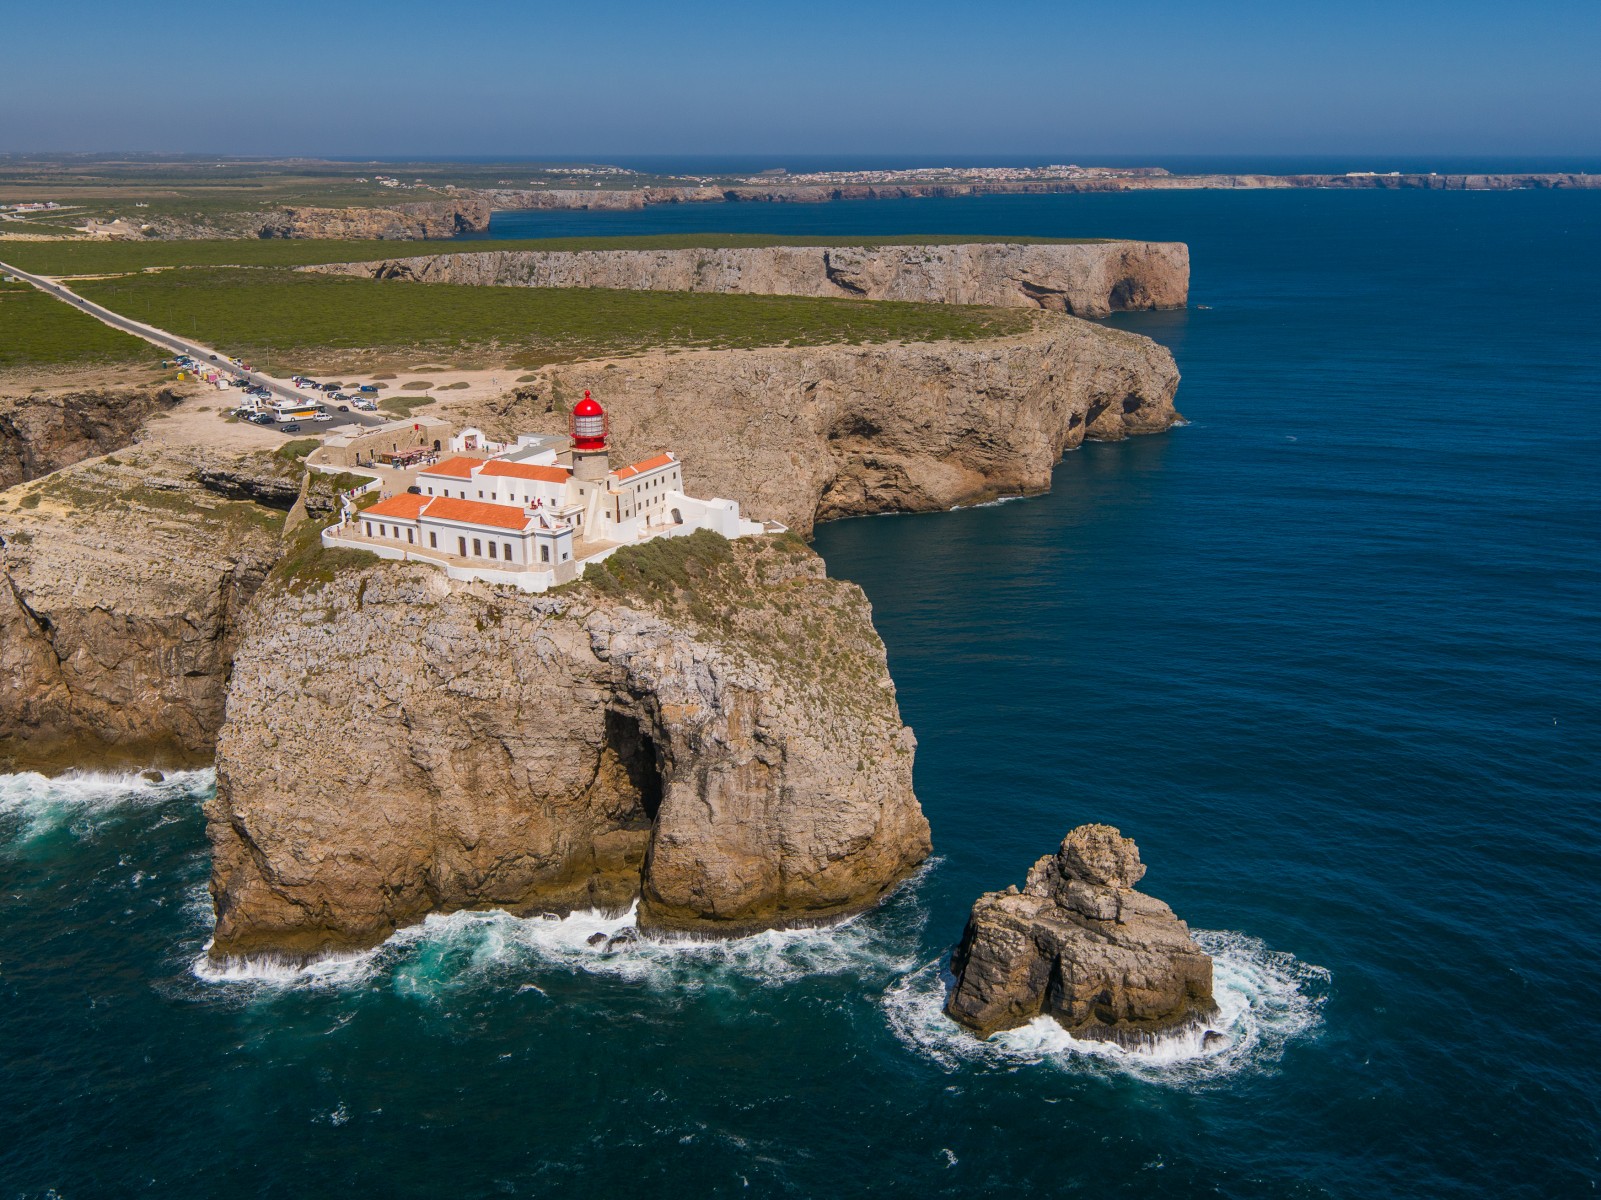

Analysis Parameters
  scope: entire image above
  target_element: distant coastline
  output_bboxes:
[478,172,1600,213]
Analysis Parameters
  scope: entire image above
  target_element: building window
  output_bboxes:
[473,538,482,557]
[540,544,550,563]
[427,487,433,495]
[365,522,372,537]
[458,536,467,556]
[503,542,512,560]
[488,542,497,559]
[407,529,414,544]
[429,532,437,548]
[477,490,483,499]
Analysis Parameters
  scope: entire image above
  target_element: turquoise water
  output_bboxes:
[4,191,1599,1197]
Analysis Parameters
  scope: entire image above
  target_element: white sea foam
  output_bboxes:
[953,494,1027,510]
[191,893,927,998]
[0,767,214,846]
[882,929,1328,1086]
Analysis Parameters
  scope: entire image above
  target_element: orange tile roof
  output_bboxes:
[364,493,429,520]
[417,456,485,480]
[479,460,570,484]
[421,495,532,531]
[613,453,676,481]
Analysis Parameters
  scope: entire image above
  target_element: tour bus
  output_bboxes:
[272,398,325,424]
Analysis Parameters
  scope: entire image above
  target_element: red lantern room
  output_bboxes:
[570,391,608,450]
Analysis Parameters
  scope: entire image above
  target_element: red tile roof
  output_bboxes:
[479,460,570,484]
[364,493,429,520]
[417,456,485,480]
[421,495,532,531]
[613,453,676,481]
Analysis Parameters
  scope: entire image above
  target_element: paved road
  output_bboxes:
[0,259,382,435]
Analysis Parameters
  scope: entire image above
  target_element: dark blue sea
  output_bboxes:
[4,190,1599,1198]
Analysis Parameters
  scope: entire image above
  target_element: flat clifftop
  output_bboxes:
[479,173,1601,212]
[462,315,1181,535]
[0,447,290,771]
[208,533,930,958]
[305,240,1189,318]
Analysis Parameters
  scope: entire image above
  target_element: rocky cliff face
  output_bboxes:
[462,317,1180,535]
[0,447,287,772]
[207,533,930,960]
[474,173,1600,212]
[253,197,491,240]
[0,387,181,490]
[945,825,1218,1046]
[305,241,1188,318]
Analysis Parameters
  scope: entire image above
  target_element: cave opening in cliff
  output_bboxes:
[605,709,663,823]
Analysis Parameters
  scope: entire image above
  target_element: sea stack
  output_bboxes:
[944,824,1218,1046]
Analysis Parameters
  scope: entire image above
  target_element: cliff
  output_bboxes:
[461,316,1181,535]
[476,173,1601,211]
[306,241,1188,318]
[0,386,182,489]
[254,197,491,240]
[0,447,288,772]
[945,825,1218,1047]
[207,532,930,959]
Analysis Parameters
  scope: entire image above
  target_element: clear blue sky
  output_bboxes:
[4,0,1597,158]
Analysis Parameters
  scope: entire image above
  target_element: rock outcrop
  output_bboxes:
[305,241,1189,317]
[206,532,930,960]
[461,316,1180,535]
[0,448,286,772]
[945,825,1217,1046]
[0,387,181,489]
[252,197,491,240]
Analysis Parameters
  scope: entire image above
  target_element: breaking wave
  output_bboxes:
[191,883,931,998]
[0,767,214,848]
[882,929,1328,1086]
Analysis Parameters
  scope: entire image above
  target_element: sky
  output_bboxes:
[3,0,1598,159]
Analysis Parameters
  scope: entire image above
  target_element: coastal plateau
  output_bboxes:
[305,241,1189,318]
[461,315,1179,535]
[475,172,1601,212]
[0,310,1178,955]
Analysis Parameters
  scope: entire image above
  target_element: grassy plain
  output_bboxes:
[71,269,1033,371]
[0,280,151,368]
[0,232,1109,277]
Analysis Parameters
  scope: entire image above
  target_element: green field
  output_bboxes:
[0,232,1111,277]
[0,280,152,368]
[71,269,1033,371]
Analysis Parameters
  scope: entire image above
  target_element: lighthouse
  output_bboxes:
[569,390,610,483]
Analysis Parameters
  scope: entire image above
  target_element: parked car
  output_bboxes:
[337,405,349,412]
[358,385,377,393]
[406,486,422,495]
[252,414,276,426]
[282,423,302,433]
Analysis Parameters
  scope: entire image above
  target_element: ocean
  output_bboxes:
[3,189,1598,1197]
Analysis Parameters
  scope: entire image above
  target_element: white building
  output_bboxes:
[322,391,771,591]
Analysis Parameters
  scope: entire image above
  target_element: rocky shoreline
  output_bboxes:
[476,172,1600,213]
[304,240,1188,319]
[208,534,930,959]
[0,309,1179,957]
[461,317,1180,535]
